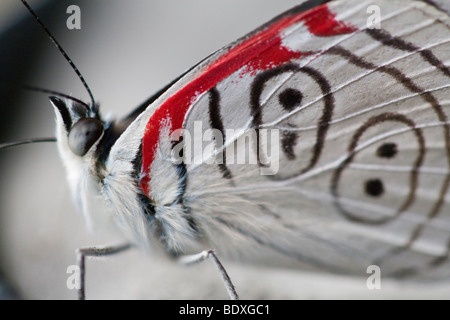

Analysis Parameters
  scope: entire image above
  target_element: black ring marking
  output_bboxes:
[250,63,335,177]
[328,38,450,268]
[331,112,426,225]
[327,45,450,218]
[208,87,233,179]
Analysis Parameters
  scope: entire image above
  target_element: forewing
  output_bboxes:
[108,0,450,278]
[178,0,450,278]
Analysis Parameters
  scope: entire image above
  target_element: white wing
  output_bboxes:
[108,0,450,279]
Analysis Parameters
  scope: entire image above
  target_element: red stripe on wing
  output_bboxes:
[140,4,356,196]
[303,4,357,36]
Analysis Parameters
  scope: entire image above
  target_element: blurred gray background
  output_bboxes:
[1,0,449,299]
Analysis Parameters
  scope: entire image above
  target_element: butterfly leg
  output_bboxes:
[76,243,132,300]
[178,250,239,300]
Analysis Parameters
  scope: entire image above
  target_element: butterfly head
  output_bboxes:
[50,96,104,158]
[49,95,112,219]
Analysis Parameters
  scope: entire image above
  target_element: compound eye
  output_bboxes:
[68,118,104,156]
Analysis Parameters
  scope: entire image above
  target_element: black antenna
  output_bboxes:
[23,85,90,111]
[0,137,57,150]
[20,0,97,111]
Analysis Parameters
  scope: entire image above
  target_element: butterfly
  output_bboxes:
[2,0,450,299]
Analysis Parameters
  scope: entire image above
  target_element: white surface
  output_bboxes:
[1,0,450,300]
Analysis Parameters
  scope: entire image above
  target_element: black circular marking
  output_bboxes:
[365,179,384,197]
[377,142,398,158]
[278,88,303,111]
[331,112,425,225]
[250,63,334,179]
